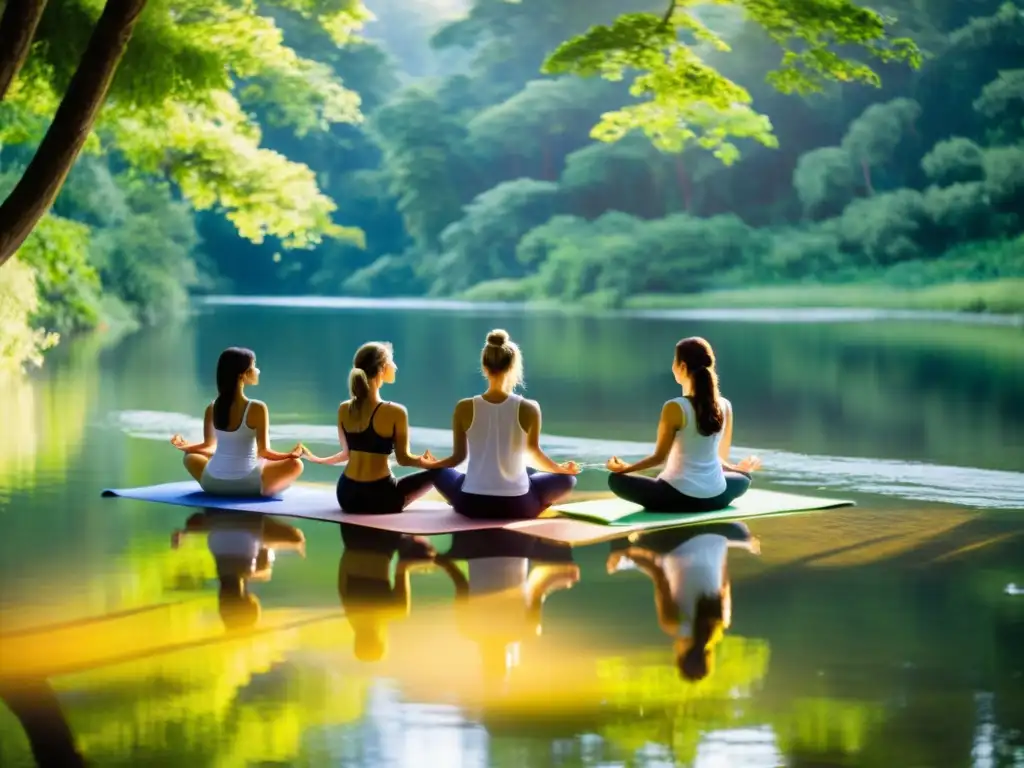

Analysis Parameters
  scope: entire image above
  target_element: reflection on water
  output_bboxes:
[0,509,1021,765]
[2,303,1023,766]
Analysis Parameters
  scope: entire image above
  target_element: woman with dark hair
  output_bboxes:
[172,511,306,631]
[302,342,437,514]
[422,329,580,520]
[606,336,760,513]
[170,347,304,497]
[607,522,760,682]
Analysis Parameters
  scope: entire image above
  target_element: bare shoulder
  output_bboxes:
[661,399,684,425]
[385,401,409,415]
[453,398,474,425]
[518,398,541,430]
[246,399,268,426]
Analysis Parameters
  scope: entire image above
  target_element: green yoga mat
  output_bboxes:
[551,488,854,528]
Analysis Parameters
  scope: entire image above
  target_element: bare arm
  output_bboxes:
[392,405,430,468]
[422,400,471,470]
[171,405,217,456]
[614,548,680,633]
[250,401,302,462]
[608,401,681,474]
[434,556,470,597]
[717,401,761,475]
[303,404,350,465]
[523,400,578,475]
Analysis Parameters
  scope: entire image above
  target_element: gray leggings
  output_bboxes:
[607,471,751,513]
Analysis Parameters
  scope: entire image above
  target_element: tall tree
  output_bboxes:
[0,0,49,100]
[0,0,368,270]
[0,0,147,267]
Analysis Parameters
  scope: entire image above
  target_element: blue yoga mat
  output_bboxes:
[101,481,631,544]
[102,480,852,542]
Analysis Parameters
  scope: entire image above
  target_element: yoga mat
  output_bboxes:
[550,488,853,527]
[101,482,646,545]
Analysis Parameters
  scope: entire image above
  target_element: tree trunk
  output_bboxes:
[0,0,148,268]
[0,0,49,101]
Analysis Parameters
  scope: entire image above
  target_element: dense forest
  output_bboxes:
[1,0,1023,372]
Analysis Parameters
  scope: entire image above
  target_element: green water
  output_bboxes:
[1,301,1022,767]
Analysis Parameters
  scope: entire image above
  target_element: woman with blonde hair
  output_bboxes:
[303,342,436,514]
[423,329,579,519]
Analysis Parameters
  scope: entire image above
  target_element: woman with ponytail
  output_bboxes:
[170,347,305,497]
[605,337,760,512]
[607,522,760,682]
[421,329,580,519]
[303,342,437,514]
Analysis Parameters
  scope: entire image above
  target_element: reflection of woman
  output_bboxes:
[170,347,304,497]
[437,529,580,683]
[606,337,760,512]
[303,342,436,514]
[607,522,760,681]
[0,678,85,767]
[338,525,453,662]
[172,511,306,630]
[423,329,580,519]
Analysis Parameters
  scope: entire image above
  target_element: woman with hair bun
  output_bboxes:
[303,341,437,514]
[605,337,760,512]
[422,329,580,519]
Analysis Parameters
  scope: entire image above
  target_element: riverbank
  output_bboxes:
[621,279,1024,315]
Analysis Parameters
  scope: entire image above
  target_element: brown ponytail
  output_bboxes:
[675,337,724,436]
[677,594,725,681]
[349,342,393,417]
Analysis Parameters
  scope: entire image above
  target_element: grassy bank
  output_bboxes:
[623,279,1024,315]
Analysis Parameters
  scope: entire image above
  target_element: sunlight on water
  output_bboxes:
[108,410,1024,509]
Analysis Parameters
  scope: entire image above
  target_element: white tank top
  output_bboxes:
[461,395,531,497]
[659,534,729,639]
[205,400,260,480]
[657,397,730,498]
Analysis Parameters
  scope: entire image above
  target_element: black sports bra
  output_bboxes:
[342,402,394,455]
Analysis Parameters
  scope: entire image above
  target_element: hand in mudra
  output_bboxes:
[606,456,629,473]
[170,435,187,450]
[737,455,762,472]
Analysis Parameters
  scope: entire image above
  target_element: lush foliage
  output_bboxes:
[3,0,1022,371]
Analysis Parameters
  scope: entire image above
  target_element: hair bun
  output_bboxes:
[486,329,509,347]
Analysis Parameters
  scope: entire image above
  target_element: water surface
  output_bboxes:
[1,301,1022,767]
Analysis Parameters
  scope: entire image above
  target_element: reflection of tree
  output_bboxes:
[0,604,361,766]
[0,332,105,491]
[0,678,84,768]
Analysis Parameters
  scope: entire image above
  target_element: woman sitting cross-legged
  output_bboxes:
[605,336,760,513]
[421,329,580,519]
[170,347,304,498]
[302,341,437,514]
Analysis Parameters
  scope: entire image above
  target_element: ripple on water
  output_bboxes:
[107,410,1024,510]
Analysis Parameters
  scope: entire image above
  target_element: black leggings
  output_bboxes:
[607,471,751,513]
[431,467,576,520]
[336,471,435,515]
